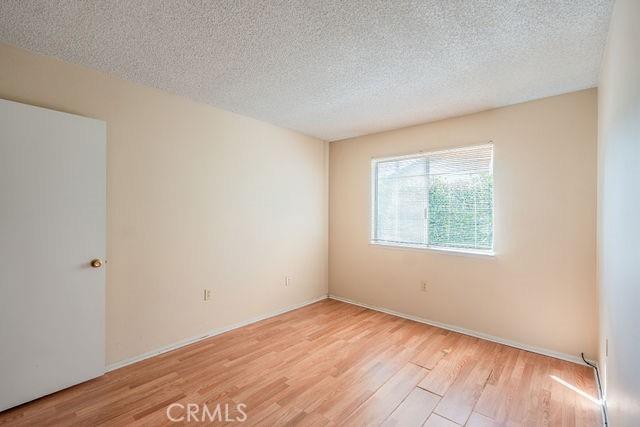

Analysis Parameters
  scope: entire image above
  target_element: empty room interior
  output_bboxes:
[0,1,638,426]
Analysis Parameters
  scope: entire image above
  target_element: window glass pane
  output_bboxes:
[375,157,427,244]
[428,172,493,249]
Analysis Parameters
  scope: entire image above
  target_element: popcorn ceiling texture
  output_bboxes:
[0,0,613,141]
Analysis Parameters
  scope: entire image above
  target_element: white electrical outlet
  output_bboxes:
[203,289,212,301]
[421,282,428,292]
[284,276,292,287]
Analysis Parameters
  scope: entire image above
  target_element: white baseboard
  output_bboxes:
[329,294,596,367]
[105,294,329,372]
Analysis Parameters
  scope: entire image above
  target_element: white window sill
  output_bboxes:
[369,241,496,257]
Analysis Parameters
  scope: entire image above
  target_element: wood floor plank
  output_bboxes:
[466,411,499,427]
[479,350,538,425]
[253,404,304,426]
[573,363,602,427]
[472,344,521,420]
[381,387,440,427]
[418,334,479,396]
[411,329,457,370]
[432,339,499,424]
[340,363,429,426]
[0,299,602,427]
[423,413,460,427]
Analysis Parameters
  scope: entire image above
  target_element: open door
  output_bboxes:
[0,99,106,411]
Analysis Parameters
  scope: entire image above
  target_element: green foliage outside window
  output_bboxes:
[427,173,493,250]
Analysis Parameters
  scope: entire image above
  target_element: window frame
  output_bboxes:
[370,143,495,257]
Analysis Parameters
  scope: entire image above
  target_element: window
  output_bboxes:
[371,144,494,254]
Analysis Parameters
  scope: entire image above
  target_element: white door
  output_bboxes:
[0,99,106,412]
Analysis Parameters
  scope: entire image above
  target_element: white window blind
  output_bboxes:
[371,144,493,253]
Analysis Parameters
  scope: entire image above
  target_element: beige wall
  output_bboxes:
[330,89,598,359]
[597,0,640,424]
[0,43,329,365]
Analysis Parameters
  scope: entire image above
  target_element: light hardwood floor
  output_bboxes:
[0,299,602,426]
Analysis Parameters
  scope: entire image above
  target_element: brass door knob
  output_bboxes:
[90,259,103,268]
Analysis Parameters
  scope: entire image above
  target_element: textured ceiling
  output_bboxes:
[0,1,613,141]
